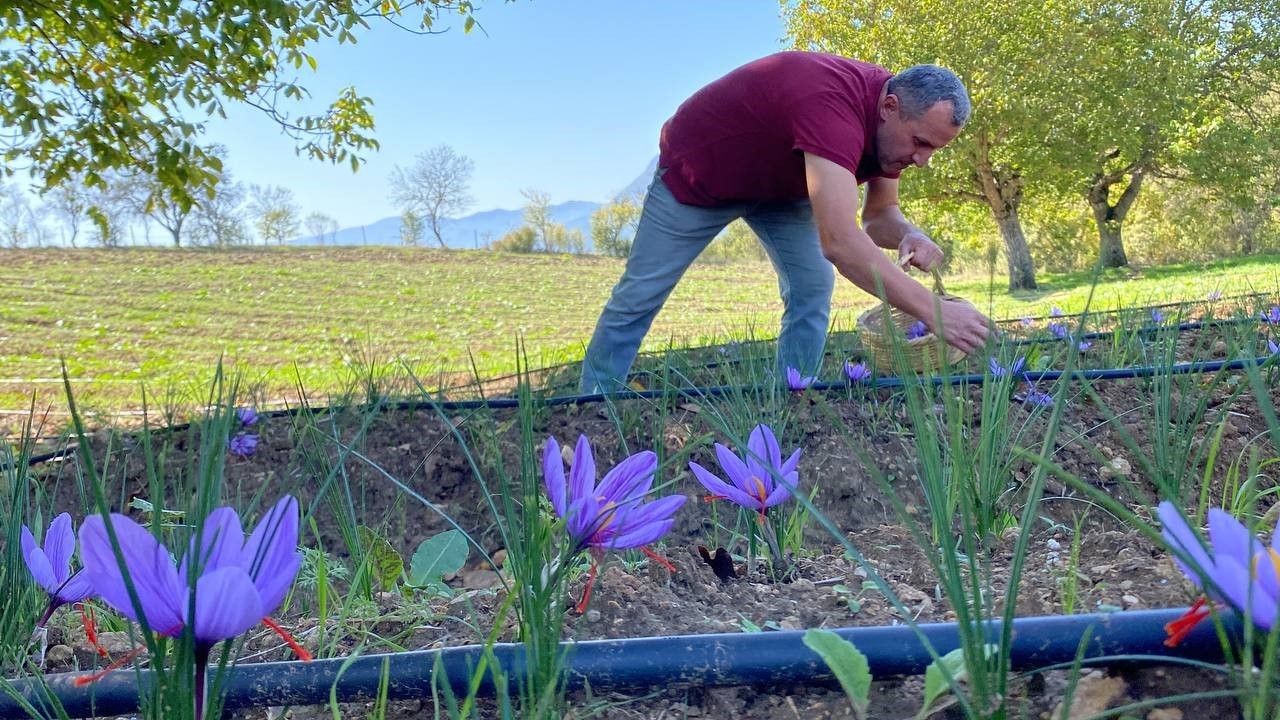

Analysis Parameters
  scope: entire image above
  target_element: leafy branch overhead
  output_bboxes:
[0,1,485,209]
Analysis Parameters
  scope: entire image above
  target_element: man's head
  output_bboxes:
[874,65,971,173]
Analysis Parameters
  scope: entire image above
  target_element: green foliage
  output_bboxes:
[491,225,538,253]
[400,210,426,247]
[249,184,301,245]
[356,525,405,593]
[407,529,470,593]
[590,198,641,257]
[918,647,976,719]
[803,630,871,718]
[698,219,767,264]
[0,2,484,209]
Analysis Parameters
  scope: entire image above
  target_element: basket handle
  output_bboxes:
[898,251,947,296]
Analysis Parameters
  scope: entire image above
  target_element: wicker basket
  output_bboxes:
[856,257,970,374]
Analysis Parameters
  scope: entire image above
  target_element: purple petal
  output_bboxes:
[599,495,687,549]
[780,447,802,477]
[80,514,186,635]
[763,479,796,507]
[21,525,58,594]
[241,496,301,616]
[569,435,596,504]
[596,451,658,503]
[1157,502,1212,587]
[1216,554,1277,630]
[55,571,96,604]
[180,507,244,580]
[543,436,567,517]
[748,425,783,474]
[713,443,756,496]
[44,513,76,585]
[689,462,759,511]
[190,566,264,644]
[563,494,599,546]
[1207,508,1259,570]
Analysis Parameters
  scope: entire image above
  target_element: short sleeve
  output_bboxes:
[788,91,868,177]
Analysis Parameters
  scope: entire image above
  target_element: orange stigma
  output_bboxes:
[1164,596,1211,647]
[262,617,312,661]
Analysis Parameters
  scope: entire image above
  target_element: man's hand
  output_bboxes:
[928,299,992,355]
[899,232,944,271]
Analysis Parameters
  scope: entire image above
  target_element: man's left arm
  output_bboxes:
[861,176,944,271]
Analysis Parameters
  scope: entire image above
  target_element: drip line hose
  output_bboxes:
[0,608,1235,718]
[17,354,1276,470]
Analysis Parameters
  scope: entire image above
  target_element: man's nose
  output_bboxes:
[914,149,935,168]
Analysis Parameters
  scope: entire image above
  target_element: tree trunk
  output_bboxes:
[1087,166,1146,269]
[976,162,1037,291]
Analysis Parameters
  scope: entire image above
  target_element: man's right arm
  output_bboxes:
[804,153,990,353]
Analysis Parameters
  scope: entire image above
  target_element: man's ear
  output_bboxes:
[880,92,899,120]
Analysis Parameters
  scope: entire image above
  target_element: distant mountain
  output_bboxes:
[292,155,660,251]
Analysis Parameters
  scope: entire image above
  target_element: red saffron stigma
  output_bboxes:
[71,643,148,687]
[703,494,727,503]
[262,617,312,661]
[641,546,677,573]
[78,603,109,658]
[575,561,599,614]
[1164,596,1211,647]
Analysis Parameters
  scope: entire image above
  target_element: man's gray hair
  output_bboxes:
[887,65,971,126]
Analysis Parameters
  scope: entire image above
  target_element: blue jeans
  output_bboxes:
[580,171,834,393]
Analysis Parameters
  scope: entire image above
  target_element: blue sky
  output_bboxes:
[202,2,789,230]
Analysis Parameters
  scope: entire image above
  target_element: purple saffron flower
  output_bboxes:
[1151,308,1166,324]
[1020,317,1034,327]
[80,496,301,719]
[1050,306,1064,318]
[228,433,259,458]
[689,424,801,517]
[905,320,929,340]
[1157,501,1278,646]
[988,356,1026,378]
[844,361,872,383]
[785,367,816,391]
[1048,322,1069,339]
[236,407,259,426]
[1207,291,1224,302]
[80,495,301,645]
[1023,388,1054,407]
[21,514,95,620]
[1270,338,1280,356]
[1262,306,1280,326]
[543,436,685,552]
[1076,339,1093,351]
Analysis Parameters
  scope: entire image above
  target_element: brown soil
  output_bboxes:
[24,347,1280,719]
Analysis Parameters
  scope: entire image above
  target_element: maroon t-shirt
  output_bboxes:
[658,51,896,207]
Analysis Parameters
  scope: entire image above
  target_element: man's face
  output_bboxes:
[873,95,963,174]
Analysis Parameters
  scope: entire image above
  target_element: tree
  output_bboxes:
[786,0,1092,290]
[191,178,250,248]
[1,2,484,209]
[700,219,767,264]
[43,176,91,248]
[520,188,555,251]
[85,172,138,247]
[1054,1,1280,267]
[119,169,195,247]
[591,198,641,257]
[399,210,425,246]
[249,185,301,245]
[305,211,340,245]
[490,225,537,253]
[0,182,39,248]
[388,145,474,247]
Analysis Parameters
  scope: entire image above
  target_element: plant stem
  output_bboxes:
[194,646,208,720]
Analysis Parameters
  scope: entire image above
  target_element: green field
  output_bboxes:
[3,246,1279,428]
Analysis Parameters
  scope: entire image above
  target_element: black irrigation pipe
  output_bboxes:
[16,352,1277,471]
[0,607,1236,718]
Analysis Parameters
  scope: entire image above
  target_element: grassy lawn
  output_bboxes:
[2,246,1278,428]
